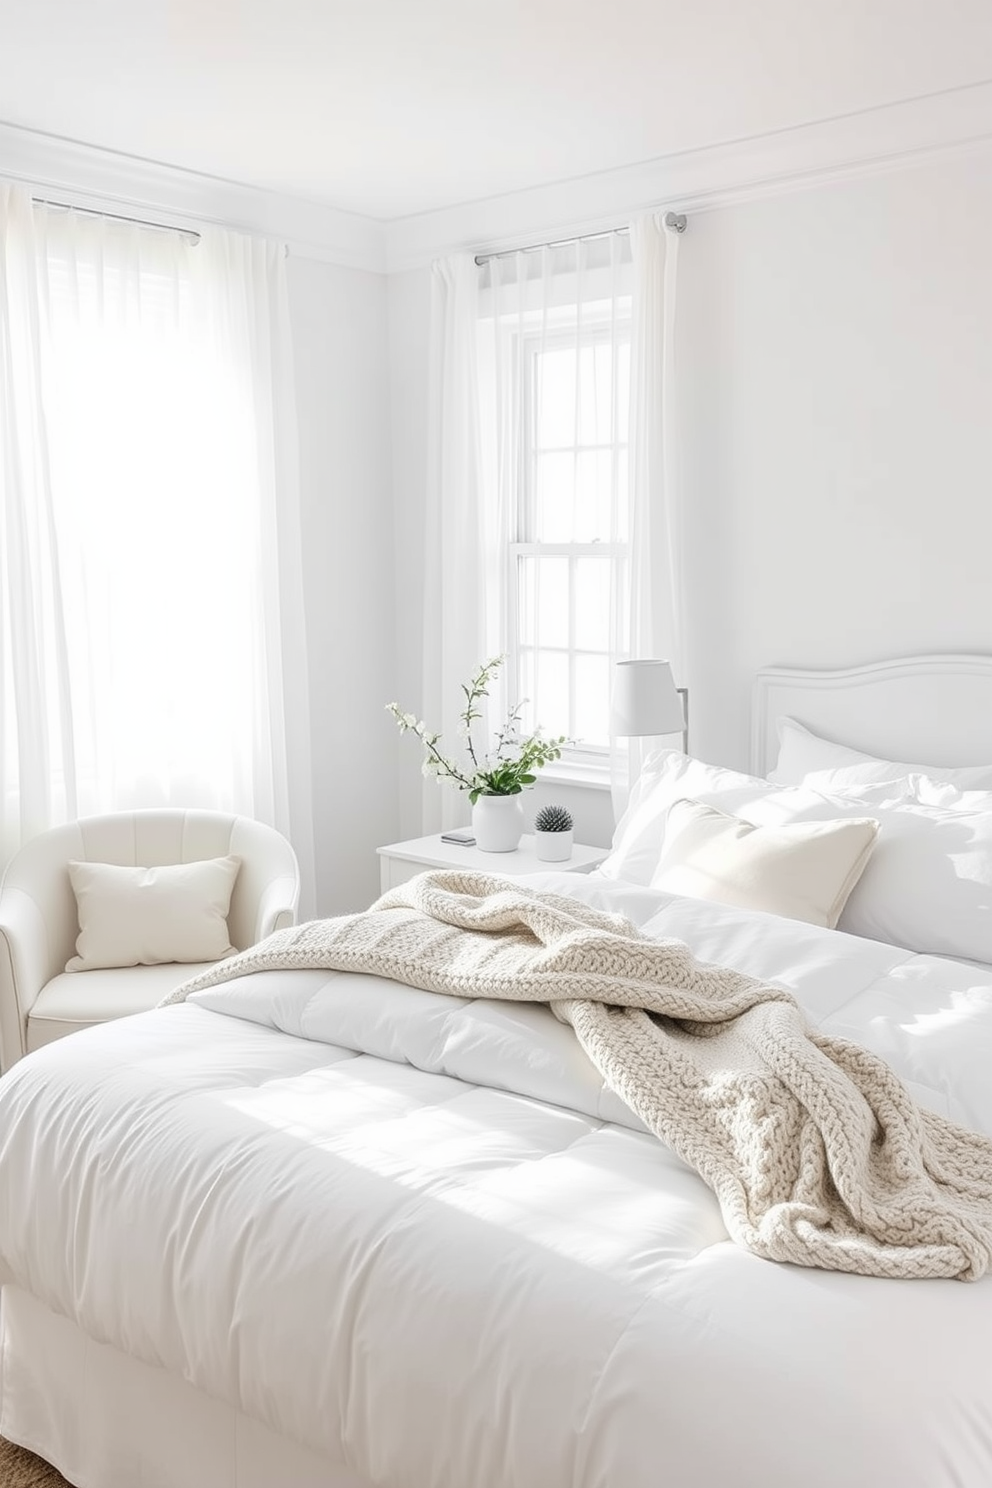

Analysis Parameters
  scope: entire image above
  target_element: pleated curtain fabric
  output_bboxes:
[614,211,683,813]
[0,186,315,911]
[422,254,486,833]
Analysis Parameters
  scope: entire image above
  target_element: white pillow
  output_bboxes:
[67,856,241,971]
[601,751,793,887]
[600,750,992,963]
[830,791,992,963]
[769,716,992,792]
[651,798,879,929]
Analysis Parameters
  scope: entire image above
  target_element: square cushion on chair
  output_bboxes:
[66,856,241,971]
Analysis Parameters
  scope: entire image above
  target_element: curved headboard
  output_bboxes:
[751,654,992,777]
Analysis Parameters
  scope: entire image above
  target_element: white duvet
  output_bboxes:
[2,872,992,1488]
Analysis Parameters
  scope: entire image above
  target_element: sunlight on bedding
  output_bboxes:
[212,1056,725,1273]
[898,987,992,1037]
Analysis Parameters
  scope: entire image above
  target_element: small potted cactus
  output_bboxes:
[534,803,574,862]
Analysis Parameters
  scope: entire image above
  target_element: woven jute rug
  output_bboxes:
[0,1436,71,1486]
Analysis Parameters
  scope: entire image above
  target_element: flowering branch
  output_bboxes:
[386,656,568,805]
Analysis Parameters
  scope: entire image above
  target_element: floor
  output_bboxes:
[0,1436,71,1487]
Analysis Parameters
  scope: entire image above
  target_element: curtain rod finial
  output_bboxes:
[664,211,687,233]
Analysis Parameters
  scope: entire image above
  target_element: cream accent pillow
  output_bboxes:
[67,856,241,971]
[649,799,879,929]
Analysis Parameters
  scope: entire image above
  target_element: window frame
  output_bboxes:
[504,315,631,782]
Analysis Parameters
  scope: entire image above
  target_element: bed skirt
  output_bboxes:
[0,1286,370,1488]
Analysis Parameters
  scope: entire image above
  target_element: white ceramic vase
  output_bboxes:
[535,829,573,863]
[472,793,525,853]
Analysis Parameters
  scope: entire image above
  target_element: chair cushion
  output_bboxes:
[27,963,217,1053]
[66,856,241,971]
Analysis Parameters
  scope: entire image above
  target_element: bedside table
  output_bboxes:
[377,834,609,893]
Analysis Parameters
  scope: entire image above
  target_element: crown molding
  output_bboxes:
[3,79,991,280]
[383,80,992,273]
[0,121,387,272]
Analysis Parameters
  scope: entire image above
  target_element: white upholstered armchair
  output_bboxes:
[0,809,300,1073]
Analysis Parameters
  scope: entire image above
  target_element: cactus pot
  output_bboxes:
[535,828,573,862]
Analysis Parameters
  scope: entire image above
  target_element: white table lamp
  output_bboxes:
[611,659,688,752]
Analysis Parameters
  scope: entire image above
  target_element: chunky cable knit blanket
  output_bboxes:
[164,870,992,1280]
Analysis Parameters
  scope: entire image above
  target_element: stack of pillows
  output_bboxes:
[598,718,992,965]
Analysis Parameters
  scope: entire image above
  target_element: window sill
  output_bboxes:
[538,759,614,792]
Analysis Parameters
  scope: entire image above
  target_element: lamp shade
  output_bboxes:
[611,659,684,737]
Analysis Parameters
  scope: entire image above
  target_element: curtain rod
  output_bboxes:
[474,211,686,266]
[31,197,201,245]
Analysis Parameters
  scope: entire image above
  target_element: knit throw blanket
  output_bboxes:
[163,871,992,1281]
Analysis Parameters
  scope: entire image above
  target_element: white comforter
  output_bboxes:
[1,873,992,1488]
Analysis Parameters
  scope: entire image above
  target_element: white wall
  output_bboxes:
[386,267,434,843]
[677,146,992,772]
[386,143,992,844]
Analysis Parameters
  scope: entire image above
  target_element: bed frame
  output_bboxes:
[751,653,992,778]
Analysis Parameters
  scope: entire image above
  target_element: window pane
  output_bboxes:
[511,312,632,759]
[518,555,569,650]
[574,653,611,747]
[530,649,570,740]
[573,557,611,652]
[577,341,619,446]
[574,449,620,540]
[535,346,576,448]
[535,447,626,542]
[534,452,577,542]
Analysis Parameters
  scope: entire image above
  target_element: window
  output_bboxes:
[430,219,679,822]
[478,240,633,775]
[512,321,630,762]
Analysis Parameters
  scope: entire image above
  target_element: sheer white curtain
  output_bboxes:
[628,211,683,675]
[611,210,682,812]
[422,254,485,833]
[0,185,314,908]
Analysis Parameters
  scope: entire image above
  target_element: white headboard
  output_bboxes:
[751,654,992,777]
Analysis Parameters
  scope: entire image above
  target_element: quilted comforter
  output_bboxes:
[166,869,992,1280]
[1,872,991,1487]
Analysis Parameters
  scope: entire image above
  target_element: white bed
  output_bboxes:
[1,654,991,1488]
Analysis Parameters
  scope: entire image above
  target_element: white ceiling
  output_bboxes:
[1,0,991,222]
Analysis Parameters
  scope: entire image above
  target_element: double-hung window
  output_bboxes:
[480,239,632,777]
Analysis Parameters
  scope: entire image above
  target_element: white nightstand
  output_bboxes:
[377,833,609,893]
